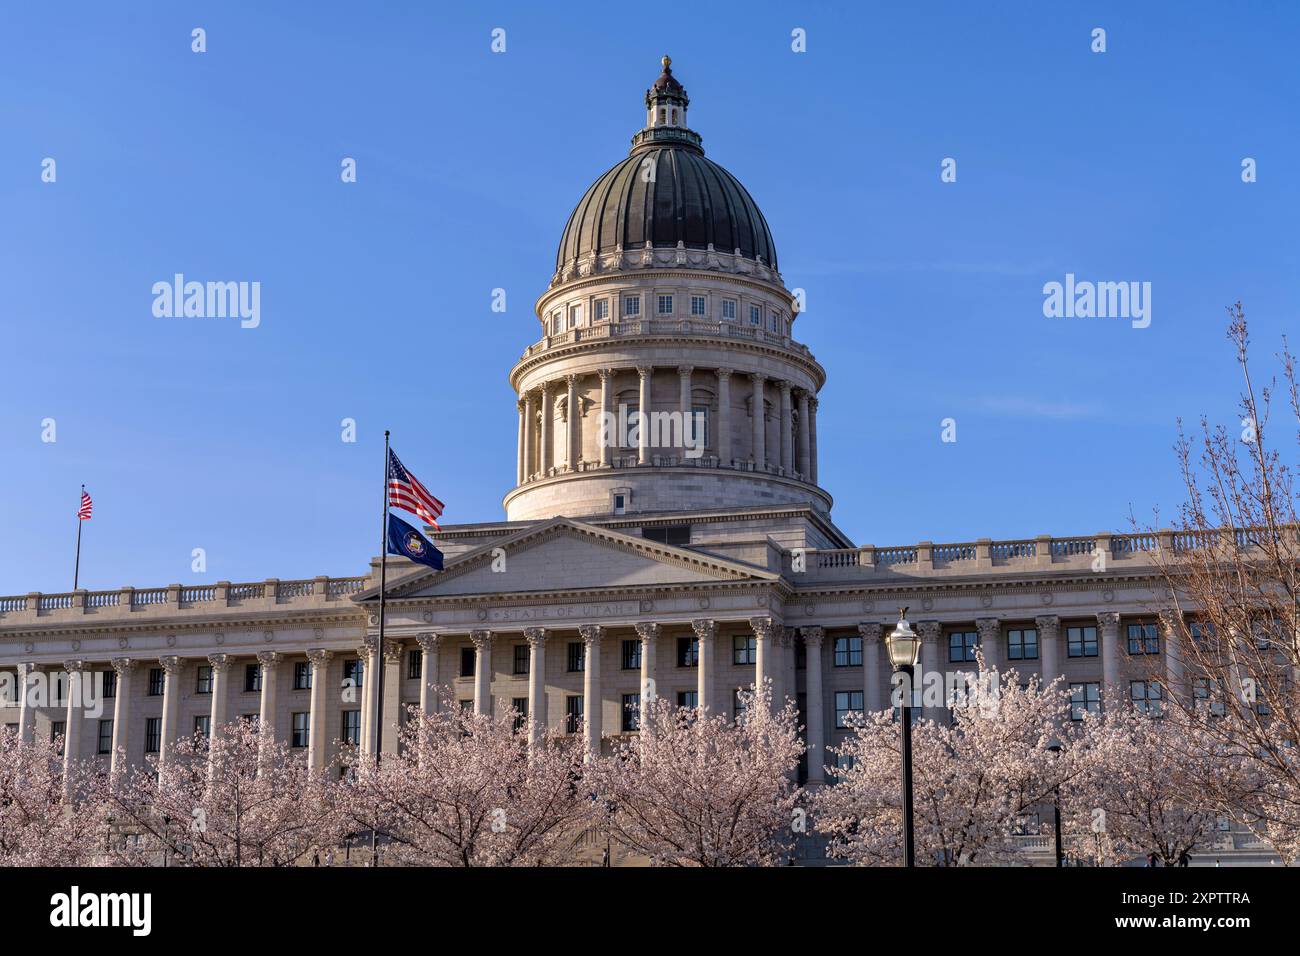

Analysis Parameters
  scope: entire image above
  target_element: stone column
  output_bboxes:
[770,628,791,708]
[802,627,826,785]
[716,368,733,465]
[523,391,536,479]
[257,651,282,746]
[1097,612,1121,697]
[16,661,36,744]
[917,622,943,721]
[539,382,554,475]
[678,366,693,457]
[524,627,548,743]
[358,635,379,756]
[415,633,440,716]
[692,619,715,714]
[109,658,136,777]
[976,617,1001,674]
[796,389,811,479]
[750,374,766,468]
[635,622,659,712]
[62,660,86,797]
[579,624,602,757]
[1036,615,1061,686]
[515,399,526,485]
[1160,610,1184,703]
[809,396,819,484]
[779,381,793,474]
[858,622,883,712]
[381,642,403,752]
[158,655,183,768]
[749,616,775,707]
[471,630,494,715]
[305,649,332,772]
[636,366,652,465]
[598,369,613,467]
[565,374,580,470]
[207,654,231,740]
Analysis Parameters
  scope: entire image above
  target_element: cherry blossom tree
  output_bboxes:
[587,683,804,867]
[343,702,591,866]
[101,719,345,866]
[0,727,106,866]
[815,663,1082,866]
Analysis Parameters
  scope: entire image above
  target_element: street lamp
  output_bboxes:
[1047,738,1064,868]
[885,607,922,867]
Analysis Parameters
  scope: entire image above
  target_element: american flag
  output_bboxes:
[387,449,444,529]
[77,489,93,520]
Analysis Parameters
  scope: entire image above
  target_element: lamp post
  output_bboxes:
[885,607,922,867]
[1047,738,1064,867]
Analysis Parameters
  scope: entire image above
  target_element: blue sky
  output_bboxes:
[1,1,1296,592]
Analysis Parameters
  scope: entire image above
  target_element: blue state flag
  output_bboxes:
[387,513,444,571]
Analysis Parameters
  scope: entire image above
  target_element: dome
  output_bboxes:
[554,58,778,275]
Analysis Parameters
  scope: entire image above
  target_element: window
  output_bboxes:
[1189,621,1214,645]
[690,295,707,316]
[622,640,641,670]
[567,642,585,673]
[657,294,673,315]
[677,637,699,668]
[834,635,863,667]
[460,647,476,678]
[1127,623,1159,655]
[565,695,584,734]
[1067,625,1098,658]
[642,525,689,546]
[1007,628,1039,661]
[341,710,361,746]
[97,720,113,754]
[613,493,626,515]
[294,661,313,691]
[623,296,641,317]
[512,697,528,732]
[1069,682,1101,721]
[721,299,736,320]
[595,298,609,322]
[689,406,709,449]
[677,690,698,709]
[1194,677,1226,717]
[733,689,750,724]
[342,659,363,693]
[51,721,65,746]
[622,693,641,732]
[749,304,761,326]
[194,715,211,740]
[948,631,978,663]
[102,671,116,699]
[733,634,757,665]
[195,665,213,694]
[147,668,164,697]
[568,304,583,327]
[144,717,161,754]
[835,691,864,728]
[244,663,262,693]
[458,699,473,712]
[1130,681,1163,717]
[513,644,530,675]
[291,712,309,748]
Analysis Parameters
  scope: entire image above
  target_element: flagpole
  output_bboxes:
[371,431,391,866]
[73,484,85,590]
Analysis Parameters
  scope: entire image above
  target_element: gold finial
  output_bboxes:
[662,55,671,70]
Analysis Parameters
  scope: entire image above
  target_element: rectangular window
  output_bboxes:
[722,299,736,320]
[195,665,213,694]
[194,714,211,740]
[97,719,113,754]
[291,712,309,748]
[341,710,361,746]
[948,631,978,663]
[1007,628,1039,661]
[733,634,757,665]
[342,659,363,692]
[1130,680,1164,717]
[569,304,583,327]
[294,661,313,690]
[613,493,626,515]
[835,691,865,728]
[565,695,584,734]
[460,647,476,678]
[677,690,698,709]
[102,670,116,699]
[621,639,641,670]
[1127,623,1160,655]
[567,641,585,673]
[623,296,641,317]
[622,693,641,732]
[1067,625,1098,658]
[405,651,420,681]
[733,689,750,724]
[144,717,161,754]
[51,721,65,746]
[1194,677,1226,717]
[690,295,707,316]
[689,405,709,449]
[834,635,863,667]
[642,525,690,546]
[513,644,530,675]
[677,637,699,668]
[749,304,761,326]
[512,697,528,732]
[657,294,673,315]
[147,668,164,697]
[595,299,609,321]
[1069,682,1101,721]
[244,663,262,693]
[458,699,473,712]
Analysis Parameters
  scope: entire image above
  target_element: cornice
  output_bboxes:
[0,606,366,642]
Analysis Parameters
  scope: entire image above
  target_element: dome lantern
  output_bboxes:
[631,55,703,154]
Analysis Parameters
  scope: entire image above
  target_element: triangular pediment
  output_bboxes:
[355,518,776,602]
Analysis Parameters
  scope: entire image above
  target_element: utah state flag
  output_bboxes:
[387,512,444,570]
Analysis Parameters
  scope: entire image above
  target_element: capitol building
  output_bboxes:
[0,59,1261,862]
